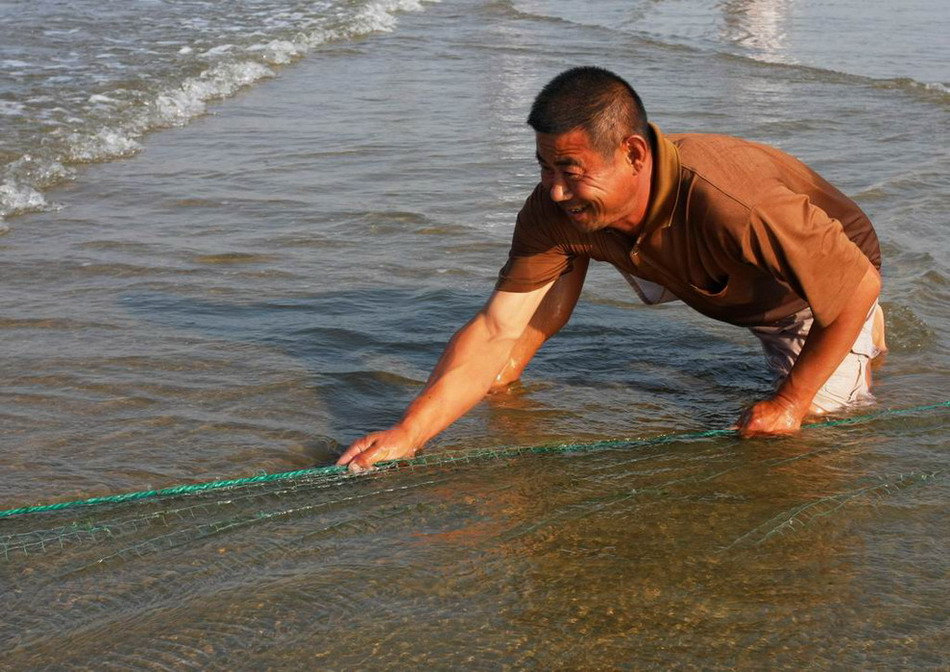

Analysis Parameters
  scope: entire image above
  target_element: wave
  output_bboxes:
[0,0,436,225]
[507,0,950,105]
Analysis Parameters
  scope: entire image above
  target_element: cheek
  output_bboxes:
[577,183,604,206]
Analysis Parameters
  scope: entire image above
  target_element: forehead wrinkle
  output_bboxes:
[535,150,584,168]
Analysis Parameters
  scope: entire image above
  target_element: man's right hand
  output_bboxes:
[336,425,420,473]
[335,282,566,474]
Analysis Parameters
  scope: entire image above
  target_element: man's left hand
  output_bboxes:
[736,395,808,438]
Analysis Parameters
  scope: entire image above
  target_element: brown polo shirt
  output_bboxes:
[496,124,881,327]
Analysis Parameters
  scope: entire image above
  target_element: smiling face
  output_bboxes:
[535,128,651,235]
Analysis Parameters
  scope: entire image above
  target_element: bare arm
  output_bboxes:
[738,262,881,436]
[338,281,556,471]
[492,256,589,388]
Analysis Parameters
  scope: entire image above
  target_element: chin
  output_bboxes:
[569,217,607,233]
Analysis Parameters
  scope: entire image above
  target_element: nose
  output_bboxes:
[549,174,572,203]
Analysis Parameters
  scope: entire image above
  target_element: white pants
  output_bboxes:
[750,302,884,413]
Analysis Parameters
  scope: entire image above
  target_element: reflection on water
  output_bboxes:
[720,0,792,61]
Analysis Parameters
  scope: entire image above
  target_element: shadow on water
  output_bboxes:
[119,287,771,457]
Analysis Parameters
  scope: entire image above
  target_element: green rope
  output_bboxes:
[0,401,945,520]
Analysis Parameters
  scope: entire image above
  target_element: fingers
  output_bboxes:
[337,431,403,474]
[350,444,380,474]
[736,408,773,438]
[733,407,754,437]
[735,403,800,439]
[338,426,419,473]
[336,439,368,466]
[336,435,380,473]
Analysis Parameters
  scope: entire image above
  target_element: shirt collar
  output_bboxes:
[640,122,681,237]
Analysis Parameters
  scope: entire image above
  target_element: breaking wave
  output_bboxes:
[0,0,435,223]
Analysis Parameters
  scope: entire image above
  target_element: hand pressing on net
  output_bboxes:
[336,426,421,474]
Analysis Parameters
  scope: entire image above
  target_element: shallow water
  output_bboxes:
[1,0,948,668]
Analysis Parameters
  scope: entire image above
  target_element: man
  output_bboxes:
[338,66,885,473]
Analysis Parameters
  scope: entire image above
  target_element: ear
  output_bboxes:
[623,134,650,172]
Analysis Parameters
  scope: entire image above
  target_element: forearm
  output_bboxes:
[776,264,881,414]
[338,285,555,470]
[396,314,522,446]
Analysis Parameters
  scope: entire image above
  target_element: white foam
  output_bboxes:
[0,0,441,227]
[4,155,74,187]
[0,182,50,220]
[348,0,428,36]
[924,81,949,94]
[199,61,275,96]
[240,0,433,61]
[149,61,273,127]
[154,88,208,123]
[66,129,143,162]
[247,39,305,65]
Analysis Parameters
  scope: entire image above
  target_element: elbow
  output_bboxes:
[863,263,882,302]
[841,263,881,326]
[818,263,881,329]
[481,312,524,344]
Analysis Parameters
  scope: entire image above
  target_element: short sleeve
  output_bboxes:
[744,188,872,326]
[495,188,573,293]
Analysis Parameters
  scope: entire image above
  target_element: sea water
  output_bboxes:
[1,0,947,668]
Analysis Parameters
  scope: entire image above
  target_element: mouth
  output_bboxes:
[563,203,588,218]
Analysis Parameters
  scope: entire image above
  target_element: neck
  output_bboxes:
[610,151,653,237]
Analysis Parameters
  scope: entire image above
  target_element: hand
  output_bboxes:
[336,425,421,474]
[736,395,808,438]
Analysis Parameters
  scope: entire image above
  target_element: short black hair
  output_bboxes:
[527,67,649,156]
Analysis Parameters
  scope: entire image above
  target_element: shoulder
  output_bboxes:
[669,131,801,170]
[670,132,813,207]
[669,132,845,235]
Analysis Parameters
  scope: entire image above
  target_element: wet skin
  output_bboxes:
[535,129,652,236]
